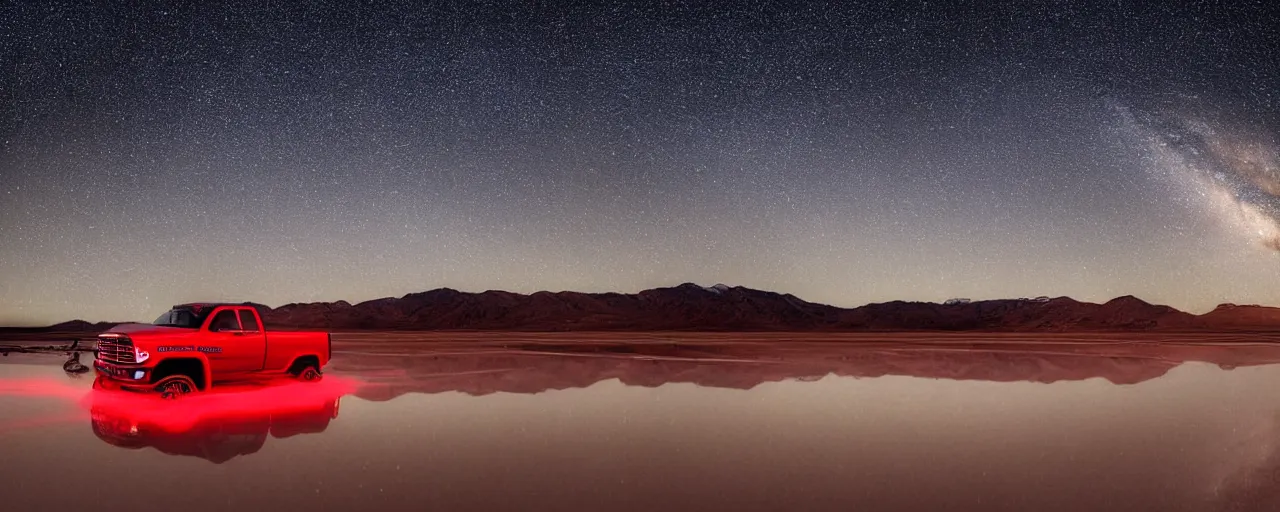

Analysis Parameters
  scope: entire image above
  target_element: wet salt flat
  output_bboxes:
[3,336,1280,512]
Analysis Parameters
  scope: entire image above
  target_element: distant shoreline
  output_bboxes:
[9,334,1280,394]
[4,329,1280,345]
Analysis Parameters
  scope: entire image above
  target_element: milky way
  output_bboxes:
[1117,102,1280,252]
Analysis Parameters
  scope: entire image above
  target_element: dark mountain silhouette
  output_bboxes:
[1197,303,1280,329]
[254,284,1242,331]
[4,283,1278,333]
[0,320,128,340]
[839,295,1198,331]
[232,283,839,331]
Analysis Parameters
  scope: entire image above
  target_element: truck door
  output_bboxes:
[205,308,267,373]
[235,309,268,371]
[205,308,244,375]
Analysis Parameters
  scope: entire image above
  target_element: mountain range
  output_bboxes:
[13,283,1278,332]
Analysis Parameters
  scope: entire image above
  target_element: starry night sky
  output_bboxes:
[2,0,1278,325]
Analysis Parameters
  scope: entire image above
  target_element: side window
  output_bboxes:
[238,310,260,332]
[209,310,241,332]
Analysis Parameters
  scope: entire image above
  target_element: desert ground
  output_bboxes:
[5,331,1280,512]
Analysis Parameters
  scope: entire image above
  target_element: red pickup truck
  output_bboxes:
[94,303,331,397]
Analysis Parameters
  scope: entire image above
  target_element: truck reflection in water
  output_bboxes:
[85,377,354,464]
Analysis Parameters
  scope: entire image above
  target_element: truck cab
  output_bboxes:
[94,303,332,397]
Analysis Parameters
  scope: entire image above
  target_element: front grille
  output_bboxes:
[97,336,135,364]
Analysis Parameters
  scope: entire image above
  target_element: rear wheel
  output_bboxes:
[296,365,322,382]
[154,375,197,399]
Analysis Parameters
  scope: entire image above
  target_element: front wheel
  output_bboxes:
[154,375,197,399]
[92,375,118,391]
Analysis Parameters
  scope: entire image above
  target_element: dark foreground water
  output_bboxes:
[3,339,1280,511]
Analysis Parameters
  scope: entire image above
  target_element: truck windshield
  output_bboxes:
[152,308,209,329]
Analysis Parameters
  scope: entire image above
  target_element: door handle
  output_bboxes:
[231,331,245,336]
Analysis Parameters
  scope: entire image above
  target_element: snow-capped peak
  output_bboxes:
[705,283,732,294]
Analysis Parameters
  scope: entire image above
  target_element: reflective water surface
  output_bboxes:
[3,337,1280,511]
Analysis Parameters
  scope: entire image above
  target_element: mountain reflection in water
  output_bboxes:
[332,340,1280,399]
[3,339,1280,512]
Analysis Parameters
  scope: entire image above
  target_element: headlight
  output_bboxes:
[134,347,150,363]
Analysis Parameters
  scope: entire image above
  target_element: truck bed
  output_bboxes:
[263,331,330,371]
